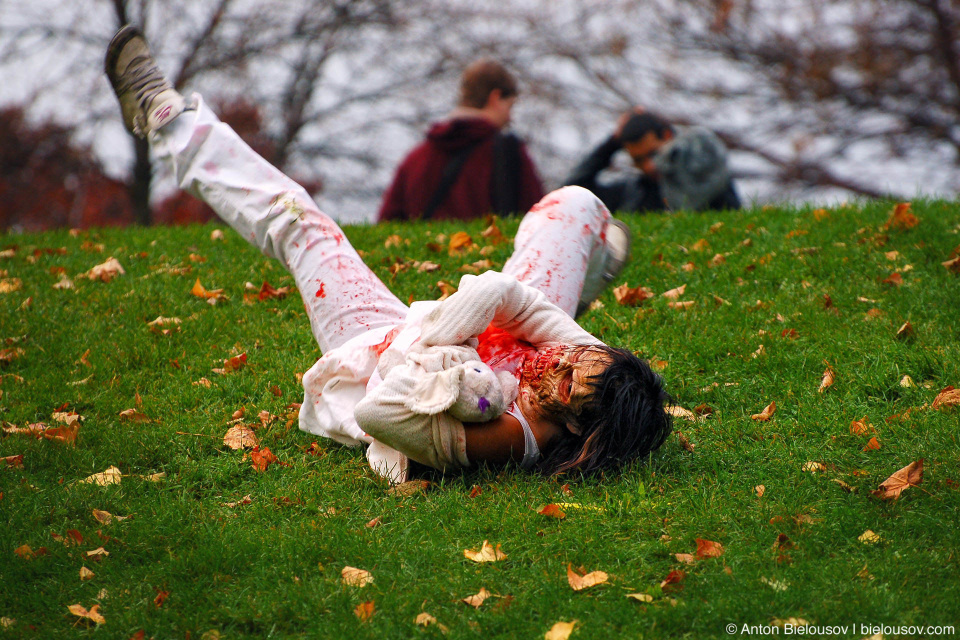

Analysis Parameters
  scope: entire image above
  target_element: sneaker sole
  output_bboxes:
[105,25,143,85]
[602,218,632,283]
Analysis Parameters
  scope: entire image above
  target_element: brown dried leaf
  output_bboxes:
[892,322,914,342]
[660,569,685,590]
[755,485,765,498]
[448,231,473,254]
[79,566,95,581]
[464,540,507,563]
[386,479,431,497]
[691,239,710,252]
[668,300,696,310]
[417,261,440,273]
[222,495,252,508]
[943,255,960,273]
[341,566,373,587]
[190,278,226,302]
[67,604,105,625]
[818,368,835,393]
[86,547,109,560]
[118,408,150,423]
[881,272,903,287]
[154,589,170,607]
[85,257,125,282]
[862,437,881,451]
[223,425,258,450]
[884,202,918,230]
[566,564,608,591]
[80,466,121,486]
[674,553,696,565]
[612,283,654,306]
[354,600,375,622]
[872,459,923,500]
[676,431,695,452]
[14,544,35,559]
[751,401,776,421]
[0,277,22,294]
[219,353,247,374]
[932,386,960,410]
[147,316,182,333]
[708,253,726,268]
[436,281,456,300]
[42,421,80,445]
[662,284,687,300]
[0,347,24,365]
[481,222,506,244]
[803,461,826,473]
[3,454,24,468]
[250,446,279,472]
[832,478,857,493]
[462,587,492,608]
[849,417,875,436]
[695,538,725,558]
[256,281,290,301]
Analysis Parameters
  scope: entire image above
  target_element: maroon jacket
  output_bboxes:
[377,116,544,222]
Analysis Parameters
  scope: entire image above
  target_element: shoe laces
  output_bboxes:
[116,56,171,110]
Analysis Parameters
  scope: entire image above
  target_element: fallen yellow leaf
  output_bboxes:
[462,587,492,608]
[341,566,373,587]
[751,401,776,421]
[80,466,122,486]
[223,425,259,450]
[818,368,834,393]
[626,593,653,603]
[84,257,125,282]
[67,604,105,625]
[566,564,608,591]
[464,540,507,563]
[858,530,881,544]
[545,621,577,640]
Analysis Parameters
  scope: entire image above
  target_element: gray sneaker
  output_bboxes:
[105,25,184,138]
[575,219,632,317]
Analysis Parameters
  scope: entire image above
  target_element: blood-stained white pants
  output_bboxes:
[151,94,612,354]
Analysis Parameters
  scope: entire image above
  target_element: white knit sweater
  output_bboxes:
[299,271,602,483]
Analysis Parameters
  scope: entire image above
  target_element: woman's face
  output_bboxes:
[519,345,610,431]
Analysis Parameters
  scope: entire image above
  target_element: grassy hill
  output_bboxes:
[1,200,959,638]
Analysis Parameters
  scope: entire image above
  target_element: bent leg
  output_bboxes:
[150,95,407,353]
[502,186,611,317]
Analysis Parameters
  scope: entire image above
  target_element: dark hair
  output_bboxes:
[458,58,519,109]
[619,113,673,144]
[538,346,672,475]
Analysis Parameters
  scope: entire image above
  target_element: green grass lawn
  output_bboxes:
[1,200,959,639]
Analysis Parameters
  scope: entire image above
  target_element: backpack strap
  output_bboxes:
[421,140,484,221]
[490,132,521,215]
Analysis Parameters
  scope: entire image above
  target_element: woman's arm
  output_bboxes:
[419,271,601,348]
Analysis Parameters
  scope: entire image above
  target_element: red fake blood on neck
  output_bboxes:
[476,326,536,377]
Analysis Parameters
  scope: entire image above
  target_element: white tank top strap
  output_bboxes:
[505,403,540,469]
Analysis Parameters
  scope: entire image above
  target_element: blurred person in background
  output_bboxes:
[567,110,741,213]
[377,58,544,222]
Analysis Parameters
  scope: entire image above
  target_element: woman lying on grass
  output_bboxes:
[104,26,672,483]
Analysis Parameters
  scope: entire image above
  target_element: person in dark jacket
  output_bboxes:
[566,110,741,213]
[377,59,544,222]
